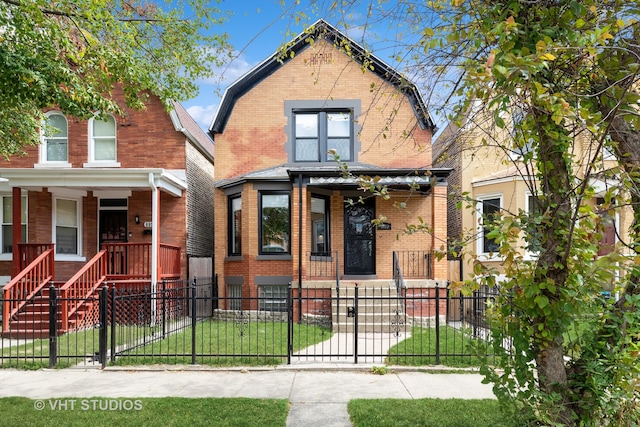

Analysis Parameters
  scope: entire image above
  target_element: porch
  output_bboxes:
[302,249,435,286]
[1,242,181,338]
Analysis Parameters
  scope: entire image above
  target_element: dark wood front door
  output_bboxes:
[344,198,375,275]
[99,210,128,274]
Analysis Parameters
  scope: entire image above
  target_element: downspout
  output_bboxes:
[149,172,158,325]
[298,174,303,323]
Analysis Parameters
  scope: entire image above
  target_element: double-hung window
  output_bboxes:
[294,111,352,162]
[259,192,290,255]
[88,114,118,165]
[41,112,69,165]
[54,197,81,257]
[1,195,27,256]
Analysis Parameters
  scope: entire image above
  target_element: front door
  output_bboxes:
[99,210,127,274]
[344,198,375,275]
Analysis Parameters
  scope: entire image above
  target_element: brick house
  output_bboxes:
[0,91,214,336]
[433,104,632,289]
[210,20,450,322]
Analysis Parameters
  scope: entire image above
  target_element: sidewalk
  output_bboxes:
[0,365,496,427]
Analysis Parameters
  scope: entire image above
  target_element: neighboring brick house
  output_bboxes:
[0,91,214,335]
[433,105,631,286]
[210,20,450,318]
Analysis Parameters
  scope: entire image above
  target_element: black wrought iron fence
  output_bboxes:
[1,279,510,369]
[307,251,339,278]
[0,284,102,369]
[394,250,434,279]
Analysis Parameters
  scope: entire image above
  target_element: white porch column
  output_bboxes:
[149,173,159,324]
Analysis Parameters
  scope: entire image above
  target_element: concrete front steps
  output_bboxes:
[331,280,409,334]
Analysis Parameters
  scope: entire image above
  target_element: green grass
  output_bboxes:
[348,399,529,427]
[0,397,530,427]
[0,324,154,369]
[386,326,485,367]
[0,328,106,369]
[0,397,288,427]
[113,320,332,366]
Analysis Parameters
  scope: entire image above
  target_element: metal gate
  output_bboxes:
[289,285,413,364]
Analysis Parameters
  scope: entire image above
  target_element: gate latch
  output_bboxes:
[347,306,356,318]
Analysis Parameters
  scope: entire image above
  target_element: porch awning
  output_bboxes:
[295,165,451,192]
[0,168,187,197]
[215,164,451,190]
[309,175,435,186]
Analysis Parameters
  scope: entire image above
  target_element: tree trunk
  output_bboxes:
[531,108,575,425]
[535,336,575,425]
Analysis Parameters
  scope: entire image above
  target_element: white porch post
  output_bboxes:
[149,173,159,324]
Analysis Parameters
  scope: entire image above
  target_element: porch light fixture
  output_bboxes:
[135,214,140,224]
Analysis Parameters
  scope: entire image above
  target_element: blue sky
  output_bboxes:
[182,1,305,131]
[181,1,446,134]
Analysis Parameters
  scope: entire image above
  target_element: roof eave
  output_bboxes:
[209,19,437,136]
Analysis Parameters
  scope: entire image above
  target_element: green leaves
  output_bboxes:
[0,0,232,158]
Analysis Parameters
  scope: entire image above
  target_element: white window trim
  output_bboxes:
[84,114,121,168]
[476,193,503,260]
[52,191,85,261]
[36,111,72,168]
[0,192,28,261]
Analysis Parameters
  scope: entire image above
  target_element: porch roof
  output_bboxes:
[0,168,187,197]
[215,164,452,190]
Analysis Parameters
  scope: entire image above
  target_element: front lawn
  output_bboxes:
[1,328,104,369]
[0,397,288,427]
[349,398,528,427]
[113,320,332,366]
[386,326,486,367]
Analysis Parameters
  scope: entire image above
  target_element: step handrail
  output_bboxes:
[2,249,54,333]
[392,251,405,293]
[59,250,107,331]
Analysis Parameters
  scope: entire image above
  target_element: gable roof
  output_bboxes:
[170,100,215,162]
[209,19,436,135]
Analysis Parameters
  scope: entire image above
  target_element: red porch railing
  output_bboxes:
[17,243,54,270]
[103,243,150,279]
[102,242,181,280]
[2,248,55,334]
[159,244,180,278]
[59,250,107,332]
[3,242,181,335]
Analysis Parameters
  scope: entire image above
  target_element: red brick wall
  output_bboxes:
[404,286,449,319]
[0,91,190,282]
[0,89,186,169]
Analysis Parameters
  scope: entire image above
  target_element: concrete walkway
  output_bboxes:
[291,331,412,364]
[0,331,496,426]
[0,365,495,426]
